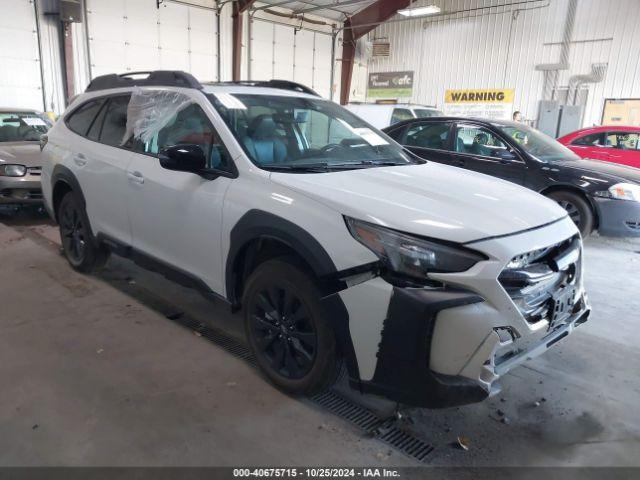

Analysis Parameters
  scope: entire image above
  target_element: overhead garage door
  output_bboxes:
[86,0,218,82]
[250,20,333,99]
[0,0,43,110]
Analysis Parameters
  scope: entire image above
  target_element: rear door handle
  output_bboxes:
[454,158,466,167]
[127,171,144,184]
[73,154,87,167]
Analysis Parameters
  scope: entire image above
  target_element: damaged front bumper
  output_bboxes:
[335,216,589,409]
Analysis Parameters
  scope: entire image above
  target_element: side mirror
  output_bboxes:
[159,144,207,173]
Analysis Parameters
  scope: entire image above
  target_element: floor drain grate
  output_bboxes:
[310,390,381,432]
[167,311,433,463]
[170,313,257,366]
[309,390,434,463]
[375,422,434,462]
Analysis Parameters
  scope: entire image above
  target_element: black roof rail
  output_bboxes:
[85,70,202,92]
[202,79,320,97]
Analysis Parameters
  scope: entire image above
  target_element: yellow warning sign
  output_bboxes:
[445,89,515,104]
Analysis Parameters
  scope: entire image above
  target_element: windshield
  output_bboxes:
[207,93,418,171]
[0,112,51,142]
[414,108,443,118]
[498,123,579,162]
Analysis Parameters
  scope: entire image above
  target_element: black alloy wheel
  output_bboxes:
[243,258,341,395]
[557,199,582,228]
[57,191,109,272]
[59,196,87,265]
[547,190,594,238]
[249,286,317,380]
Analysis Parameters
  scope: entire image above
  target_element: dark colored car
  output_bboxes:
[384,117,640,238]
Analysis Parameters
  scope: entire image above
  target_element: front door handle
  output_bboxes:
[73,154,87,167]
[454,158,466,167]
[127,171,144,184]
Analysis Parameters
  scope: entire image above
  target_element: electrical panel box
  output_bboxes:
[538,100,561,137]
[557,105,584,138]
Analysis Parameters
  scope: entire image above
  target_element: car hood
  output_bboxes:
[271,162,568,244]
[550,158,640,184]
[0,142,43,167]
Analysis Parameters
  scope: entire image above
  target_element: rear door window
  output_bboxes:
[404,122,451,150]
[86,102,108,141]
[390,108,414,125]
[572,133,604,146]
[100,95,131,147]
[66,99,105,137]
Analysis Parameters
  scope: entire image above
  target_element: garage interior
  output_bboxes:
[1,0,640,473]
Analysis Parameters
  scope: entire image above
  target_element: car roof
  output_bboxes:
[383,116,519,130]
[202,84,320,99]
[347,103,439,109]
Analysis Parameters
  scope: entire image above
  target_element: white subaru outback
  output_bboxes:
[41,71,590,408]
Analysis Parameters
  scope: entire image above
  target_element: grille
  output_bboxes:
[499,235,582,326]
[27,166,42,176]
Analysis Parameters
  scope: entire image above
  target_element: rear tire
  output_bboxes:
[546,190,594,238]
[57,191,109,272]
[243,258,341,396]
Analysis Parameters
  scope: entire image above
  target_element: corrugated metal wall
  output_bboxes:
[0,0,44,111]
[248,16,334,99]
[362,0,640,127]
[84,0,220,82]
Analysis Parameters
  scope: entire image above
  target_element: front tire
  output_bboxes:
[243,258,341,396]
[546,190,594,238]
[57,191,109,272]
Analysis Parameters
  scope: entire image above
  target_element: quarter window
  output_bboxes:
[404,122,451,150]
[455,126,508,157]
[66,100,104,137]
[390,108,414,125]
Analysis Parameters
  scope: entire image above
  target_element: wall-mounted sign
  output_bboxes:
[602,99,640,126]
[444,88,515,120]
[368,71,414,98]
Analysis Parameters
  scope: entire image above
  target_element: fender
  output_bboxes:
[225,209,338,302]
[226,209,362,381]
[51,164,87,221]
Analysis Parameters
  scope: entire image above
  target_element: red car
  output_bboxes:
[558,126,640,169]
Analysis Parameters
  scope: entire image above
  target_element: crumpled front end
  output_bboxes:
[337,216,590,408]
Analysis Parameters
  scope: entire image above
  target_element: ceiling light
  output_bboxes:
[398,5,441,17]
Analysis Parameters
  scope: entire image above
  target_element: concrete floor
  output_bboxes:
[1,207,639,467]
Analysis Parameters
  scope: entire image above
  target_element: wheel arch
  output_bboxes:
[539,184,599,230]
[51,165,87,223]
[225,210,338,308]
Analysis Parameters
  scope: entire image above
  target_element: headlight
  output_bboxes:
[345,217,486,283]
[608,183,640,202]
[0,164,27,177]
